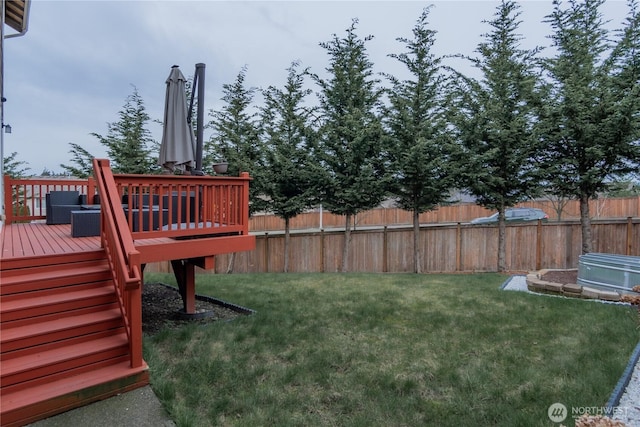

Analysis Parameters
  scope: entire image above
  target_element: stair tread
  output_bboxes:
[0,250,106,273]
[1,285,115,312]
[1,307,122,343]
[0,261,109,287]
[0,360,149,413]
[1,333,128,378]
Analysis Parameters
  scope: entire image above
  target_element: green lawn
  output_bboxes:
[143,273,639,427]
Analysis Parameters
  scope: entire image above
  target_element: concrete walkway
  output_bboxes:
[27,386,175,427]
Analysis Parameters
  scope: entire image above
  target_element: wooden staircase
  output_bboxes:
[0,250,149,427]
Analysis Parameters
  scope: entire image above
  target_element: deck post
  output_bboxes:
[87,176,96,203]
[3,174,11,224]
[241,172,250,235]
[171,259,196,314]
[128,284,144,368]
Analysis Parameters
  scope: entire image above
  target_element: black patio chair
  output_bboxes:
[45,191,84,225]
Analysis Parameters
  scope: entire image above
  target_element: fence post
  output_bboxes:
[456,222,461,272]
[320,229,325,273]
[264,233,269,273]
[536,219,542,271]
[627,217,632,256]
[383,226,388,273]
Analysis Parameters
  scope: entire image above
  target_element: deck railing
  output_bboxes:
[3,171,252,239]
[112,171,251,240]
[3,175,96,224]
[93,159,143,369]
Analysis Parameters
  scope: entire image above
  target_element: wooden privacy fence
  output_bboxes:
[249,196,640,232]
[145,217,640,274]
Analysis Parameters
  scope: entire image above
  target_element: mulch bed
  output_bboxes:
[142,282,251,335]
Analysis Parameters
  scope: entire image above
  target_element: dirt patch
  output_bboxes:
[540,270,578,285]
[142,282,250,335]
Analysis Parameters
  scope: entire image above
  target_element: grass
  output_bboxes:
[142,273,639,427]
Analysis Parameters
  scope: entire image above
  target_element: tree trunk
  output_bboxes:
[497,207,506,272]
[341,214,352,273]
[549,195,569,220]
[226,252,236,274]
[580,194,593,254]
[284,217,290,273]
[413,209,421,274]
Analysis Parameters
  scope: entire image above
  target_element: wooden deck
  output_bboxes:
[1,221,256,265]
[1,222,101,260]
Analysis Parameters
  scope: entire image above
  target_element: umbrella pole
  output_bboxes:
[193,63,205,175]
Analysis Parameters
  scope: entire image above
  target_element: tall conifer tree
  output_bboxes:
[91,87,157,174]
[312,19,387,272]
[207,67,264,214]
[207,68,262,273]
[452,1,544,271]
[385,7,457,273]
[541,0,640,253]
[260,62,320,272]
[60,143,94,178]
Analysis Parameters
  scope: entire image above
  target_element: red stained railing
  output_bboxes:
[3,171,252,240]
[93,159,143,368]
[112,171,251,240]
[3,175,97,224]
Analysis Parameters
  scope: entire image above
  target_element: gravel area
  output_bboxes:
[614,360,640,426]
[503,275,640,426]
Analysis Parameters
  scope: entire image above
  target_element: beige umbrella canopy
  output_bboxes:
[158,65,196,173]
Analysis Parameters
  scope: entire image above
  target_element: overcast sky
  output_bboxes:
[2,0,632,175]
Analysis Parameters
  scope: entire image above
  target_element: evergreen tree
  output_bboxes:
[385,7,457,274]
[259,62,320,272]
[540,0,640,253]
[206,67,262,273]
[3,152,31,221]
[40,168,70,177]
[3,151,30,178]
[451,1,544,271]
[605,176,640,197]
[91,87,157,174]
[206,67,264,213]
[60,142,94,178]
[312,19,388,272]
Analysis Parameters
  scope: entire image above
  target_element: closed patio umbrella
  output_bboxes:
[158,65,195,173]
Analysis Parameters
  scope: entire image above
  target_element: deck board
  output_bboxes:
[1,223,101,260]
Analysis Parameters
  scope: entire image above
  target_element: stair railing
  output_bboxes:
[92,159,143,369]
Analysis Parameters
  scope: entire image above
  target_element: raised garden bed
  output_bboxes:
[526,269,640,304]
